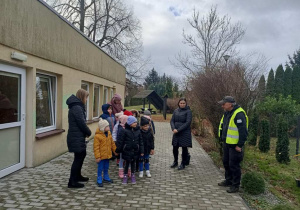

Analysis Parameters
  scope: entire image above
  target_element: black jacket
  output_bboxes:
[170,106,192,147]
[66,95,91,153]
[220,105,248,148]
[141,128,154,155]
[116,123,144,161]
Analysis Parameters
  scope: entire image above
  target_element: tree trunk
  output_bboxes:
[80,0,85,32]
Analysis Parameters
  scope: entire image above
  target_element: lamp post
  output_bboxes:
[223,55,230,69]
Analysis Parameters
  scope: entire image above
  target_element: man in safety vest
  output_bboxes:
[217,96,248,193]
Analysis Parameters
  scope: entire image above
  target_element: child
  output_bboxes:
[131,109,140,171]
[116,115,128,178]
[100,104,115,133]
[139,116,155,178]
[112,111,123,166]
[143,110,155,135]
[116,116,144,184]
[93,118,117,187]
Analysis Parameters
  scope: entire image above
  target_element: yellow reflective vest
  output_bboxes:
[218,107,248,145]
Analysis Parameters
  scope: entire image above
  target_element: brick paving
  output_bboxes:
[0,122,249,209]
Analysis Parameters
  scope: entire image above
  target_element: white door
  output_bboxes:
[0,63,26,178]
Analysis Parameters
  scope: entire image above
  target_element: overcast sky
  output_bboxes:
[126,0,300,78]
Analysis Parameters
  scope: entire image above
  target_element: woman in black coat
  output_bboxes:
[170,98,192,170]
[66,89,91,188]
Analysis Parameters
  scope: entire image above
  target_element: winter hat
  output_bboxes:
[127,116,137,125]
[143,110,151,116]
[98,118,109,132]
[115,111,124,118]
[119,115,128,128]
[123,110,133,116]
[141,116,150,126]
[143,115,151,121]
[113,93,122,100]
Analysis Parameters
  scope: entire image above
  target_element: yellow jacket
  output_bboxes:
[93,128,116,160]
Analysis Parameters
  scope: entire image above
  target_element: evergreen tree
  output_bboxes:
[144,68,160,89]
[266,69,275,97]
[257,75,266,102]
[284,66,293,97]
[165,77,173,98]
[276,115,290,163]
[274,64,284,98]
[248,111,259,146]
[292,66,300,103]
[173,83,179,98]
[259,119,270,152]
[288,48,300,68]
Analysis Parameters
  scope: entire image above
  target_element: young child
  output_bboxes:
[116,116,144,184]
[139,116,155,178]
[116,115,128,178]
[143,110,155,135]
[93,118,117,187]
[100,104,115,133]
[112,111,123,166]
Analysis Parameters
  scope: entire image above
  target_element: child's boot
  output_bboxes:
[139,171,143,178]
[131,173,136,184]
[97,175,103,187]
[122,174,128,184]
[119,168,124,178]
[146,170,151,178]
[103,170,113,183]
[128,168,131,177]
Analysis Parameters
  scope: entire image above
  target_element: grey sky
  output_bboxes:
[126,0,300,78]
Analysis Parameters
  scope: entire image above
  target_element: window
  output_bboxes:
[81,82,89,120]
[93,85,100,118]
[36,74,56,133]
[103,87,108,104]
[110,88,114,100]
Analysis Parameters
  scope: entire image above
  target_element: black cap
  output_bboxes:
[218,96,235,105]
[141,116,150,126]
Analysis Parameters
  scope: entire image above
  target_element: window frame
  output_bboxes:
[81,82,89,120]
[104,87,108,104]
[93,84,101,119]
[35,73,57,134]
[110,88,114,100]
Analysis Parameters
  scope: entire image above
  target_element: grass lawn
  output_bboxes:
[125,105,172,122]
[125,105,159,112]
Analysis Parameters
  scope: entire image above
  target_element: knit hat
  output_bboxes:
[123,110,133,116]
[127,116,137,125]
[143,115,151,121]
[119,115,128,128]
[98,118,109,132]
[143,110,151,116]
[115,111,124,118]
[141,116,150,126]
[113,93,122,100]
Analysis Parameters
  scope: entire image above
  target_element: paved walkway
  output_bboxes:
[0,122,249,210]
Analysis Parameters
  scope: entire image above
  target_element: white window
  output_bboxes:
[81,82,89,120]
[104,87,108,104]
[93,85,100,118]
[110,88,114,100]
[36,74,56,133]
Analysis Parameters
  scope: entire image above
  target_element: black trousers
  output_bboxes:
[69,150,86,183]
[124,159,135,175]
[173,145,188,164]
[223,143,243,187]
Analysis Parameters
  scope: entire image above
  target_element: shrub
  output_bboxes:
[259,119,270,152]
[271,204,294,210]
[248,131,257,146]
[276,115,290,164]
[241,172,265,195]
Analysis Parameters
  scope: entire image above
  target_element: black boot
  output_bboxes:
[78,175,89,182]
[178,163,185,170]
[227,186,239,193]
[170,161,178,168]
[186,153,191,166]
[68,180,84,188]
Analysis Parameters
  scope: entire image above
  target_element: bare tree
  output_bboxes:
[45,0,150,80]
[173,6,245,74]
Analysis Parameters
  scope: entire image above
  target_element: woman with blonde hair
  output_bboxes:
[66,89,92,188]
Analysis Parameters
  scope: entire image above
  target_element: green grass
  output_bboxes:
[125,105,159,112]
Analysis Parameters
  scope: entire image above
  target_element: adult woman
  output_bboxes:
[109,93,123,115]
[66,89,92,188]
[170,98,192,170]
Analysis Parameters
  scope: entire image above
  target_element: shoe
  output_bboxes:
[122,175,128,185]
[131,173,136,184]
[139,171,143,178]
[178,163,185,170]
[186,153,191,166]
[103,179,113,184]
[218,180,232,187]
[97,182,103,187]
[170,161,178,168]
[146,170,151,178]
[78,176,89,182]
[68,182,84,188]
[227,186,239,193]
[128,169,131,177]
[119,168,124,178]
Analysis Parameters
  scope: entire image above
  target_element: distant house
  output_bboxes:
[0,0,126,178]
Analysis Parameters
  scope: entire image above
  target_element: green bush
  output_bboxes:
[241,172,265,195]
[259,119,270,152]
[248,131,257,146]
[271,204,294,210]
[276,115,290,164]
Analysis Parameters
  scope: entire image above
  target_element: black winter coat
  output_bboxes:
[66,95,91,153]
[170,106,192,147]
[116,123,144,161]
[141,128,154,155]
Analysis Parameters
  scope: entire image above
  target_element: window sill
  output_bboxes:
[35,129,65,140]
